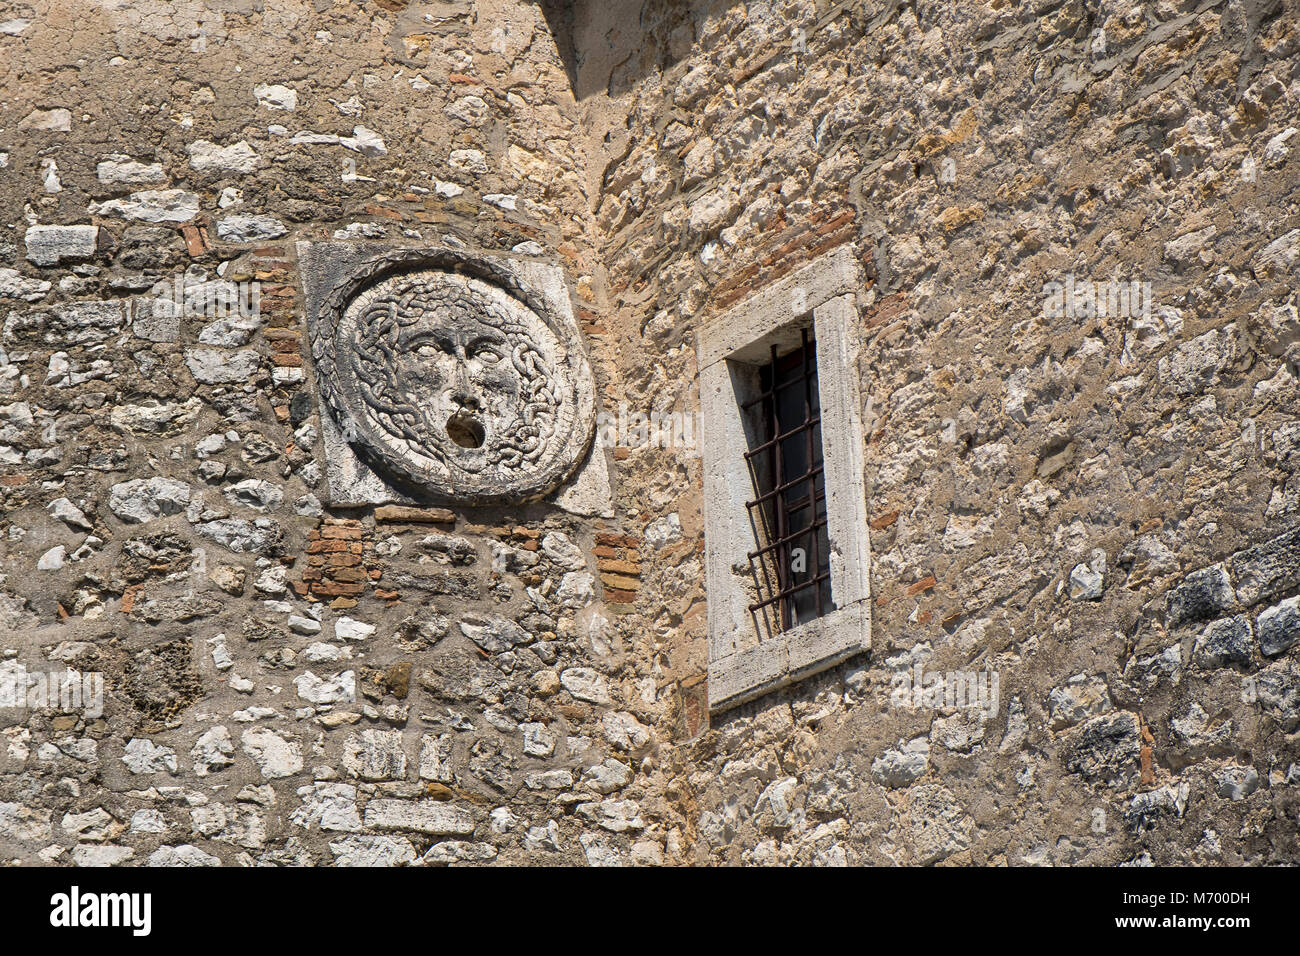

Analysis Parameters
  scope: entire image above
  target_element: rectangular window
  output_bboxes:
[697,245,873,712]
[744,330,834,631]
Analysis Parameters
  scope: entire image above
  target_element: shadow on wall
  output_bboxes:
[534,0,706,100]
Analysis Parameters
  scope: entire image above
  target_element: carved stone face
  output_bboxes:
[390,314,521,453]
[323,263,592,503]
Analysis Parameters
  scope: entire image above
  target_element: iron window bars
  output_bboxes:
[742,327,834,631]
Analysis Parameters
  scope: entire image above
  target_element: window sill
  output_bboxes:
[708,601,869,712]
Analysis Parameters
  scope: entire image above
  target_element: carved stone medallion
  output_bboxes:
[304,246,597,507]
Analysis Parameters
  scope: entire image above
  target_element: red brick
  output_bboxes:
[597,559,641,576]
[375,505,456,525]
[906,575,937,596]
[869,510,899,530]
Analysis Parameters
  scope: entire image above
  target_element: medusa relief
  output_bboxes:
[320,262,594,504]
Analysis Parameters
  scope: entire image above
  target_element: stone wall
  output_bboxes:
[594,0,1300,865]
[0,0,1297,867]
[0,0,671,867]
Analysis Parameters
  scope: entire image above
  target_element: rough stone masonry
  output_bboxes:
[0,0,1297,866]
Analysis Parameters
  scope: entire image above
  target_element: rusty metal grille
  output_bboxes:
[743,328,834,630]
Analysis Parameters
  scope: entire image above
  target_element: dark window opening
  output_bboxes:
[742,328,834,631]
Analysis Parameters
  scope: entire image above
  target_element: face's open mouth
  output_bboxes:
[446,409,486,449]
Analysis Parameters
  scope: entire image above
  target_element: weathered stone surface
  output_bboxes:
[524,770,572,790]
[1068,557,1104,601]
[601,711,652,754]
[1214,766,1260,802]
[89,188,200,223]
[148,845,221,867]
[121,738,178,775]
[192,726,235,776]
[1048,674,1111,730]
[111,401,202,438]
[540,531,586,569]
[216,215,287,242]
[560,667,610,705]
[185,348,260,383]
[335,617,375,642]
[1063,713,1141,783]
[47,497,92,531]
[1124,783,1189,834]
[1193,615,1254,668]
[1166,564,1235,628]
[1256,595,1300,657]
[62,807,123,841]
[1158,328,1235,395]
[224,479,284,512]
[240,729,303,779]
[0,803,52,841]
[1230,527,1300,607]
[363,800,474,835]
[581,758,633,794]
[187,139,260,174]
[0,268,51,301]
[328,835,415,867]
[19,107,71,131]
[196,518,281,554]
[519,721,555,757]
[417,734,454,783]
[108,477,191,524]
[291,783,361,832]
[421,840,497,864]
[870,738,929,787]
[1170,703,1232,753]
[72,845,135,867]
[903,784,972,865]
[931,711,987,752]
[1254,229,1300,279]
[5,299,124,345]
[199,312,262,347]
[459,616,529,653]
[577,798,644,833]
[96,154,165,185]
[24,225,98,266]
[254,83,298,111]
[556,571,596,608]
[342,730,406,781]
[1256,660,1300,732]
[448,149,486,174]
[294,670,355,704]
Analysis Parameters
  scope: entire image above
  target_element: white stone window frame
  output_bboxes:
[697,245,872,713]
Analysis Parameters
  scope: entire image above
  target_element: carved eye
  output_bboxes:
[469,341,503,363]
[411,336,453,359]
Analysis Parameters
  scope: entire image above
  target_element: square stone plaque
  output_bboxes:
[298,242,612,517]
